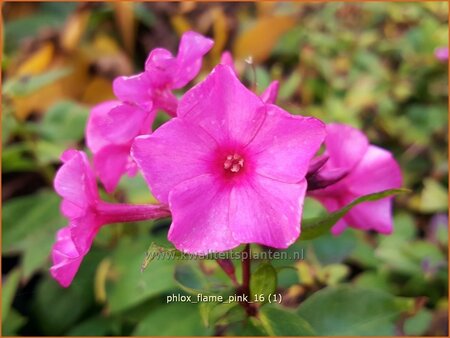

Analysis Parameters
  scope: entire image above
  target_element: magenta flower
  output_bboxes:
[131,65,326,254]
[51,149,170,287]
[310,124,402,235]
[435,47,449,61]
[86,101,153,193]
[86,32,213,193]
[113,31,214,116]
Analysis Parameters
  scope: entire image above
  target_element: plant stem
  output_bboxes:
[242,244,251,297]
[240,244,258,316]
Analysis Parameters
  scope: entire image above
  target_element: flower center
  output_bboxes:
[223,153,244,173]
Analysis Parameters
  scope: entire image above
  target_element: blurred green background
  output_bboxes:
[2,2,448,336]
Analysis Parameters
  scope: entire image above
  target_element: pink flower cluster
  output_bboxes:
[51,31,402,287]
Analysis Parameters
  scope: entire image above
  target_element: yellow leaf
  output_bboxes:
[256,2,277,17]
[210,7,228,63]
[95,258,112,304]
[296,261,315,286]
[91,34,121,55]
[234,16,296,63]
[16,43,54,76]
[113,2,136,56]
[60,7,91,52]
[81,76,115,105]
[171,14,191,36]
[12,50,91,120]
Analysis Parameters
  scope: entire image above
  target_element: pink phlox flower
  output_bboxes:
[86,100,152,193]
[51,149,170,287]
[220,51,280,104]
[50,149,104,287]
[113,31,214,116]
[86,32,213,192]
[310,123,402,235]
[131,65,326,254]
[435,47,449,61]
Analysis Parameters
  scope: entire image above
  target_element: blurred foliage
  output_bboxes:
[2,2,448,336]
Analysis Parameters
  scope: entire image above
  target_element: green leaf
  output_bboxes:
[300,189,409,240]
[174,262,230,296]
[316,264,350,286]
[32,248,103,335]
[3,68,72,97]
[3,190,64,253]
[199,298,241,328]
[174,263,210,295]
[133,303,213,336]
[404,308,433,335]
[297,285,414,335]
[354,271,392,293]
[1,143,35,173]
[259,305,316,336]
[36,100,89,143]
[2,269,21,323]
[2,109,18,145]
[2,309,27,336]
[141,242,181,272]
[310,230,357,264]
[279,71,302,100]
[250,263,277,303]
[66,316,121,336]
[228,317,267,336]
[106,237,177,314]
[4,6,74,53]
[2,191,65,280]
[199,301,215,328]
[419,178,448,213]
[34,140,67,165]
[134,2,156,27]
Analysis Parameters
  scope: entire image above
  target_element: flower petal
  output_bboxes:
[94,144,133,193]
[167,174,239,254]
[69,214,101,254]
[260,81,279,104]
[86,100,121,153]
[50,226,85,288]
[145,48,177,87]
[344,198,394,234]
[178,64,266,146]
[101,103,152,144]
[50,224,96,287]
[54,150,98,219]
[324,123,369,170]
[113,72,153,109]
[220,51,237,76]
[131,118,217,204]
[171,31,214,89]
[345,145,402,196]
[335,145,401,234]
[247,104,326,183]
[331,219,348,235]
[152,88,178,117]
[229,176,307,248]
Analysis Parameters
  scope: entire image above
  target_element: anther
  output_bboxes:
[223,153,244,173]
